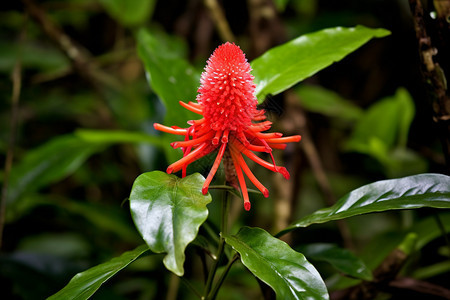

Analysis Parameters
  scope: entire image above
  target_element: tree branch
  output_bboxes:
[203,0,235,42]
[409,0,450,171]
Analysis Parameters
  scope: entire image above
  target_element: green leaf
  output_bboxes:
[137,28,200,128]
[99,0,156,26]
[281,173,450,235]
[295,84,363,121]
[47,245,150,300]
[345,88,415,152]
[298,243,372,280]
[7,135,104,205]
[76,129,163,147]
[251,25,390,102]
[410,212,450,250]
[224,227,329,300]
[0,41,69,73]
[273,0,290,12]
[129,171,211,276]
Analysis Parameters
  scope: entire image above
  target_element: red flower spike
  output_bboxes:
[154,42,301,210]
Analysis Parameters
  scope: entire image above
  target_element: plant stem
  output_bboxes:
[434,213,450,255]
[0,57,22,249]
[207,254,239,300]
[181,276,202,299]
[203,189,230,298]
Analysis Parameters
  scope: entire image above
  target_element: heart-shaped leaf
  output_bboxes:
[251,25,390,102]
[280,173,450,235]
[298,243,372,281]
[129,171,211,276]
[47,245,150,300]
[224,227,329,300]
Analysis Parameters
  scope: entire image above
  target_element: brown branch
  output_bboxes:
[389,277,450,299]
[0,59,22,249]
[203,0,235,43]
[332,248,408,300]
[22,0,122,90]
[284,91,354,249]
[409,0,450,171]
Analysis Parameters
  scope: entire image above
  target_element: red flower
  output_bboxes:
[154,42,301,211]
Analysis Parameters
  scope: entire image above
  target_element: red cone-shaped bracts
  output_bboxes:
[154,42,301,210]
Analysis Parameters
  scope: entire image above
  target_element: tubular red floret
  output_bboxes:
[167,142,208,173]
[267,143,287,150]
[248,121,272,132]
[202,142,227,195]
[254,132,283,139]
[221,130,230,143]
[230,150,269,198]
[241,146,287,178]
[212,130,222,145]
[264,135,302,143]
[154,123,188,135]
[231,152,251,211]
[245,144,271,153]
[171,131,215,148]
[179,101,203,114]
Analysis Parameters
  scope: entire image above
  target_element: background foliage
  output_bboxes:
[1,0,449,299]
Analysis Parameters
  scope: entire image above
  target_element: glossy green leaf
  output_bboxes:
[296,84,363,121]
[137,29,200,128]
[47,244,150,300]
[281,173,450,235]
[298,243,372,280]
[251,25,390,102]
[7,135,104,205]
[99,0,156,26]
[129,171,211,276]
[76,129,163,147]
[224,227,329,300]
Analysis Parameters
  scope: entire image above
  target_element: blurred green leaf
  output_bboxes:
[137,28,200,128]
[410,212,450,249]
[296,84,363,120]
[18,233,91,259]
[99,0,156,26]
[7,135,105,206]
[413,260,450,280]
[47,245,150,300]
[273,0,290,12]
[327,232,417,290]
[251,25,390,102]
[129,171,211,276]
[58,200,141,243]
[76,129,163,147]
[346,88,415,151]
[343,88,421,178]
[224,227,329,300]
[298,243,372,280]
[281,174,450,235]
[0,41,69,73]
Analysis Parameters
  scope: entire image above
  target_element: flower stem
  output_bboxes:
[207,254,239,300]
[203,188,230,298]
